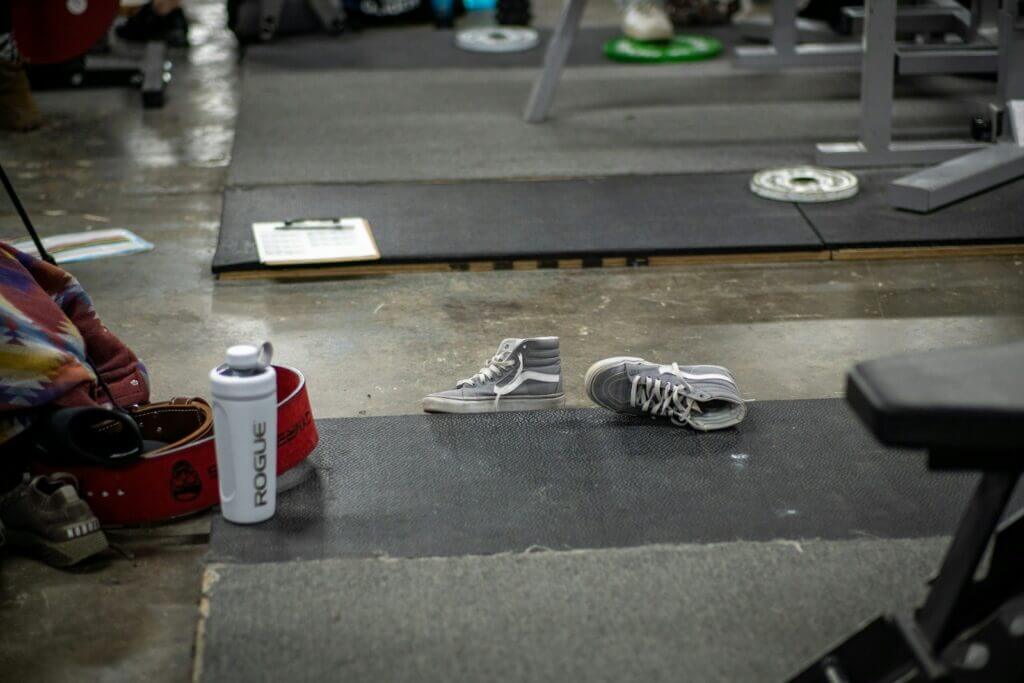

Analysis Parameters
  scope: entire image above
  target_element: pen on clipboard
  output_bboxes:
[276,218,355,231]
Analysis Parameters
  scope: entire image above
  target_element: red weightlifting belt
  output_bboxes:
[33,366,318,527]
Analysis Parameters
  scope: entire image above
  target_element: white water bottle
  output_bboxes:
[210,343,277,524]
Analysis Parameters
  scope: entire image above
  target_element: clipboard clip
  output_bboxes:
[277,218,354,231]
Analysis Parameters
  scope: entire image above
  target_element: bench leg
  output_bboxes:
[916,470,1020,651]
[788,469,1022,682]
[523,0,588,123]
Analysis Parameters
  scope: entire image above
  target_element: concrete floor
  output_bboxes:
[1,1,1023,680]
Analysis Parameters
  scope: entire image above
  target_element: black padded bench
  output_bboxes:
[791,342,1024,683]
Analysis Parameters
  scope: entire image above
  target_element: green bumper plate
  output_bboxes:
[603,35,723,63]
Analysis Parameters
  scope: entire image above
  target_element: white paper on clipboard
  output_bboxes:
[252,218,381,266]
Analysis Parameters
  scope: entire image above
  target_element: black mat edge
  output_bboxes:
[829,235,1024,251]
[213,245,1024,279]
[212,248,831,275]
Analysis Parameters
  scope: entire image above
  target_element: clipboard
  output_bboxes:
[252,218,381,266]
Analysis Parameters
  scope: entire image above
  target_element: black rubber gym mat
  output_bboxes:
[800,170,1024,249]
[212,174,821,272]
[208,399,1001,564]
[226,51,984,187]
[241,25,739,72]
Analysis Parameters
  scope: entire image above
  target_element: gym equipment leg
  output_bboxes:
[523,0,587,123]
[816,0,985,167]
[733,0,862,70]
[891,1,1024,212]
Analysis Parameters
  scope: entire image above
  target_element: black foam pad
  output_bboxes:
[847,341,1024,454]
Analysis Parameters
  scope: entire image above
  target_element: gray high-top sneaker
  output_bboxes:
[585,357,746,431]
[423,337,565,413]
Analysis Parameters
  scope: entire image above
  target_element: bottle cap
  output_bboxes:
[226,345,260,370]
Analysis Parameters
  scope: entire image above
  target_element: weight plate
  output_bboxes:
[603,35,723,63]
[750,166,859,203]
[13,0,119,64]
[455,27,540,53]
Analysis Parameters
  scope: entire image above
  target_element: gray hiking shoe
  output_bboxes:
[0,474,108,567]
[424,337,565,413]
[585,357,746,431]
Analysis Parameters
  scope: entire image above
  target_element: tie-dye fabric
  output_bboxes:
[0,243,150,445]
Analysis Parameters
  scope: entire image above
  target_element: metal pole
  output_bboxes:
[771,0,798,58]
[860,0,898,152]
[523,0,588,123]
[997,0,1024,117]
[0,160,56,265]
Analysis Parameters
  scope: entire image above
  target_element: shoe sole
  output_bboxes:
[4,527,108,567]
[422,394,565,414]
[584,357,742,429]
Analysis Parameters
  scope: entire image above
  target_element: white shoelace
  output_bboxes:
[457,354,515,388]
[629,362,703,427]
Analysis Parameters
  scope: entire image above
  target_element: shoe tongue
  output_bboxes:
[494,338,522,361]
[658,364,683,379]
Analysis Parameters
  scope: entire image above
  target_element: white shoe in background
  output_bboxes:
[622,1,674,42]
